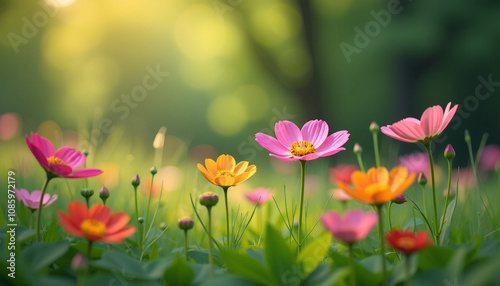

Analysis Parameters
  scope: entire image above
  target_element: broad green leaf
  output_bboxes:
[91,251,172,280]
[265,224,296,286]
[86,274,162,286]
[388,254,418,286]
[220,249,277,286]
[163,255,195,286]
[150,241,159,260]
[330,251,382,286]
[297,232,331,275]
[445,247,467,279]
[301,264,349,286]
[202,274,261,286]
[187,249,222,266]
[418,246,455,270]
[439,195,457,246]
[22,240,70,271]
[44,219,59,243]
[462,253,500,286]
[0,226,36,244]
[402,218,424,231]
[73,241,105,259]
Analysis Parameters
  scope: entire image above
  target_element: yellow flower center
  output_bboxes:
[395,237,416,249]
[80,219,107,237]
[216,170,235,178]
[47,156,69,167]
[290,141,316,157]
[365,183,390,195]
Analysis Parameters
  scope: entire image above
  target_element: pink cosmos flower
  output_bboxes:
[329,164,358,184]
[14,188,58,210]
[246,188,273,205]
[398,153,430,178]
[255,120,350,161]
[479,145,500,171]
[381,102,458,144]
[331,189,353,201]
[25,133,102,178]
[321,210,378,244]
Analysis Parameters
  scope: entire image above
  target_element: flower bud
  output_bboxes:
[80,188,94,199]
[353,143,363,155]
[177,216,194,231]
[444,144,455,160]
[369,121,380,132]
[132,174,140,187]
[199,192,219,208]
[83,150,89,157]
[159,222,168,231]
[392,194,407,204]
[71,253,87,274]
[99,186,109,200]
[138,217,144,224]
[418,173,427,186]
[150,166,158,175]
[464,130,471,143]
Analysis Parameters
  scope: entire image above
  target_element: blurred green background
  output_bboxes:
[1,0,500,168]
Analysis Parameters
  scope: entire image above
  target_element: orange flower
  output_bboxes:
[58,201,136,243]
[337,166,415,205]
[197,154,256,187]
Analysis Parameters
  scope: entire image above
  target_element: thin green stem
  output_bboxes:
[421,185,427,218]
[372,131,381,168]
[438,160,453,239]
[87,240,93,276]
[36,176,52,242]
[376,204,387,286]
[133,186,143,259]
[223,187,230,249]
[298,160,307,253]
[465,132,484,230]
[207,208,214,277]
[184,230,189,261]
[145,173,155,238]
[30,210,35,229]
[388,202,394,231]
[424,143,439,244]
[348,243,356,286]
[85,197,90,209]
[405,254,411,286]
[356,153,366,173]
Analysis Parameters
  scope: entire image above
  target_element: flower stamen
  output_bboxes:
[290,141,316,157]
[395,237,416,249]
[80,219,107,237]
[47,156,69,167]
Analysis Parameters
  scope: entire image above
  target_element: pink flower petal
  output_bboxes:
[438,102,458,134]
[66,168,103,178]
[50,164,73,176]
[420,105,444,137]
[31,133,55,157]
[255,133,291,156]
[315,131,350,155]
[26,135,50,168]
[390,120,426,142]
[301,120,329,147]
[321,211,342,233]
[55,147,86,169]
[270,153,297,161]
[381,126,413,143]
[43,194,58,208]
[275,121,302,148]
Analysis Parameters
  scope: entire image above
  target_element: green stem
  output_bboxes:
[465,133,484,231]
[376,204,387,286]
[424,143,439,244]
[85,197,90,209]
[133,186,143,258]
[438,160,453,238]
[145,173,155,238]
[348,243,356,286]
[30,210,35,229]
[356,153,366,173]
[207,208,214,277]
[405,254,411,286]
[388,202,394,231]
[222,186,230,249]
[184,230,189,261]
[298,160,307,253]
[36,176,53,242]
[372,131,381,168]
[87,240,93,276]
[421,185,427,219]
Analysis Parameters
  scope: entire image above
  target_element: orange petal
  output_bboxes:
[102,226,136,243]
[394,172,416,194]
[197,163,216,185]
[58,211,84,236]
[89,204,112,224]
[68,201,89,226]
[351,171,371,191]
[389,166,409,191]
[106,212,130,234]
[337,181,373,204]
[214,175,235,186]
[233,161,249,176]
[371,190,398,205]
[205,159,218,177]
[217,154,236,172]
[367,167,389,185]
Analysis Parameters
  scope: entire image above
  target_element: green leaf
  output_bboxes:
[402,218,424,231]
[85,275,162,286]
[418,245,455,270]
[330,251,382,286]
[462,253,500,286]
[44,219,59,243]
[22,240,70,271]
[220,249,277,286]
[439,195,457,246]
[265,224,297,286]
[301,264,349,286]
[150,241,159,260]
[297,232,331,276]
[202,274,261,286]
[163,255,195,286]
[91,251,172,280]
[388,254,418,286]
[73,241,105,259]
[187,249,222,266]
[445,247,467,279]
[0,204,4,228]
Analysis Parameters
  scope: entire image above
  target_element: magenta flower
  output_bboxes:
[255,120,350,161]
[14,189,58,211]
[381,102,458,144]
[25,133,102,178]
[246,188,273,205]
[321,210,378,244]
[479,145,500,171]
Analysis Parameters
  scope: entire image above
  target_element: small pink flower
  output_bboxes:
[381,102,458,144]
[329,164,358,184]
[25,133,102,179]
[479,145,500,171]
[331,189,353,201]
[255,120,350,161]
[321,210,378,244]
[246,188,273,205]
[14,189,58,210]
[398,153,430,178]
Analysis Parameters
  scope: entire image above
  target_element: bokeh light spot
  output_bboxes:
[207,96,248,136]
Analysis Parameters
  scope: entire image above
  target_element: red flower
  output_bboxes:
[385,229,432,254]
[26,133,102,178]
[58,201,135,243]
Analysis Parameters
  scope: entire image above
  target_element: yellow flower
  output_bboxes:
[337,166,415,205]
[197,154,256,187]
